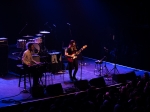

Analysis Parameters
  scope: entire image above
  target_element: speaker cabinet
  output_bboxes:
[46,83,64,96]
[89,77,106,88]
[30,86,45,98]
[112,74,126,83]
[74,80,89,91]
[125,71,136,81]
[0,43,8,75]
[112,72,136,83]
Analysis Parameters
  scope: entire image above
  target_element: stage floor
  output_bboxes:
[0,56,149,108]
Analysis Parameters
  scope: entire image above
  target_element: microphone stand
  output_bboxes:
[17,23,28,58]
[103,57,110,75]
[18,23,28,35]
[53,24,57,50]
[110,51,119,75]
[42,23,52,51]
[79,52,83,80]
[67,24,72,38]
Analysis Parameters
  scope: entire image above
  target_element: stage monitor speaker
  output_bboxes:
[74,80,89,91]
[46,83,64,96]
[89,77,106,88]
[112,74,126,83]
[30,86,45,98]
[0,43,8,75]
[125,71,136,81]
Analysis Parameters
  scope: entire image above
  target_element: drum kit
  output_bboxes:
[15,31,63,72]
[16,31,50,55]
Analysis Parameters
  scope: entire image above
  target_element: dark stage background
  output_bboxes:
[0,0,150,71]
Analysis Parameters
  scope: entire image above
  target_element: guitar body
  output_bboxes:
[67,54,77,62]
[66,45,87,63]
[67,57,74,62]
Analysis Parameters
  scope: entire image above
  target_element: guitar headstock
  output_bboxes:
[82,45,87,49]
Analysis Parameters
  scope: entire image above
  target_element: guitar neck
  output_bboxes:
[76,48,83,55]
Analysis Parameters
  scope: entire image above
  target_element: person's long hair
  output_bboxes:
[68,40,77,51]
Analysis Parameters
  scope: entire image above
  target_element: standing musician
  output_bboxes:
[65,40,79,81]
[22,42,42,87]
[65,40,87,81]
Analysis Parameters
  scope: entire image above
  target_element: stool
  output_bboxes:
[17,64,31,92]
[41,64,54,86]
[94,60,103,76]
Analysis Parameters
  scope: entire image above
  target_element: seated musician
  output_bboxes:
[22,42,42,87]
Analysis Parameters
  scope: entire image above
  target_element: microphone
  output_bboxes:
[67,23,71,26]
[53,24,56,27]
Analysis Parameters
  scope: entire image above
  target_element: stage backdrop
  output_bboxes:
[0,0,150,71]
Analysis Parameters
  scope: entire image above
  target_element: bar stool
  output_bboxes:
[94,60,103,76]
[41,63,54,86]
[17,64,31,93]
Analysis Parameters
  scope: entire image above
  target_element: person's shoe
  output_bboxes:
[73,77,78,81]
[70,77,73,81]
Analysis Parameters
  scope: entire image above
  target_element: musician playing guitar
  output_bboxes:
[65,40,87,81]
[22,42,42,87]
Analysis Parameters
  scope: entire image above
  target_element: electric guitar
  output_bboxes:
[67,45,87,62]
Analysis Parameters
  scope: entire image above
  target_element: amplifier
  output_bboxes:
[0,38,8,75]
[0,37,8,45]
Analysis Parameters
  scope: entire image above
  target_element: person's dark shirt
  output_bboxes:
[66,47,77,55]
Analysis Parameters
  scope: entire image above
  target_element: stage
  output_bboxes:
[0,53,149,108]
